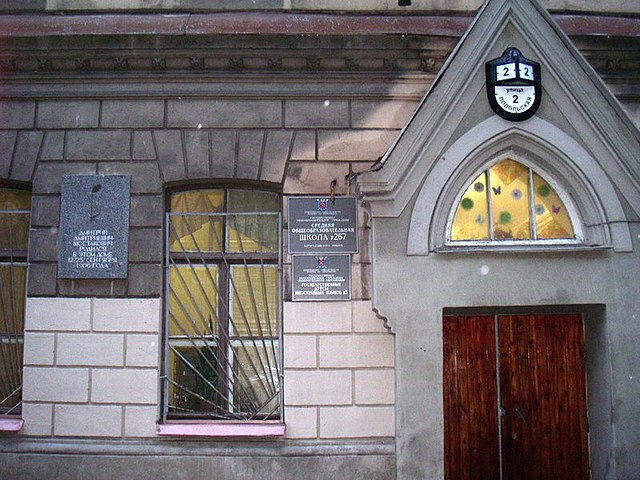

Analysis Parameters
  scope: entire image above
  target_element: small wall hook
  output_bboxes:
[330,179,337,203]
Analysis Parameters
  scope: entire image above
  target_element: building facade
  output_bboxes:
[0,0,638,478]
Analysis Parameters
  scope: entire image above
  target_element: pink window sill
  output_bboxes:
[156,421,285,438]
[0,417,23,432]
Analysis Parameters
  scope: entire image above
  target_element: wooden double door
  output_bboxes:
[443,313,590,480]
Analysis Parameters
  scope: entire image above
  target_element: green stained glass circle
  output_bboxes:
[461,198,474,210]
[537,184,551,197]
[499,211,512,224]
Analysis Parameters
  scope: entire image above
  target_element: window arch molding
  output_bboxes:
[407,116,631,255]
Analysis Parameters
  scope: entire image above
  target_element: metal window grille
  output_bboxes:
[162,203,282,422]
[0,200,30,417]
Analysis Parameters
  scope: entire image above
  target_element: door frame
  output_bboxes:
[443,304,613,480]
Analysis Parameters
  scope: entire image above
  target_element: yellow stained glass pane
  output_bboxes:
[533,173,574,239]
[451,172,490,241]
[169,190,224,253]
[489,159,531,240]
[169,265,218,337]
[226,190,279,253]
[0,188,31,211]
[231,265,279,337]
[0,265,27,335]
[0,188,31,253]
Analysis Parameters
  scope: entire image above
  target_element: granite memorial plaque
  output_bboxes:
[288,196,358,254]
[292,254,351,301]
[58,175,130,279]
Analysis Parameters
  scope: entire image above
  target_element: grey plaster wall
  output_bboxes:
[0,439,396,480]
[369,205,640,478]
[1,0,634,13]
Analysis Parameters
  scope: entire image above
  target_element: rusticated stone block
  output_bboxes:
[66,130,131,160]
[26,262,57,297]
[33,162,97,194]
[184,130,210,178]
[128,228,163,262]
[132,131,156,160]
[236,130,263,179]
[57,333,125,367]
[0,131,17,177]
[127,263,163,297]
[97,162,162,194]
[0,101,35,129]
[102,100,164,128]
[319,406,394,438]
[27,227,59,262]
[167,99,281,128]
[261,130,294,183]
[40,131,65,161]
[319,334,394,368]
[30,195,61,227]
[91,368,157,404]
[351,100,418,129]
[285,100,349,128]
[130,195,163,227]
[93,298,160,333]
[55,404,122,437]
[284,369,352,406]
[154,130,185,182]
[318,129,399,161]
[290,130,316,161]
[283,300,351,334]
[10,131,43,181]
[37,100,99,129]
[25,297,91,331]
[23,367,89,402]
[283,161,350,195]
[284,406,318,439]
[210,130,235,177]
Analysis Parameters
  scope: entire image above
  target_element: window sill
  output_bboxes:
[156,421,285,438]
[436,242,611,254]
[0,417,23,432]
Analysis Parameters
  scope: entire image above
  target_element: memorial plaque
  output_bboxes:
[58,175,130,279]
[288,196,358,254]
[292,254,351,302]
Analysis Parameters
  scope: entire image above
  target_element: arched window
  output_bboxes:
[448,159,580,245]
[0,187,31,418]
[163,188,281,421]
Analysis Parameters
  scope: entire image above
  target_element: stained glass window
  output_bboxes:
[451,159,576,243]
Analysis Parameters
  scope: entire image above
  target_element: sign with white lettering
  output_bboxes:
[288,196,358,254]
[486,47,541,121]
[58,175,130,279]
[292,254,351,301]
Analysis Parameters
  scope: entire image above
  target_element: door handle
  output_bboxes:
[514,406,527,426]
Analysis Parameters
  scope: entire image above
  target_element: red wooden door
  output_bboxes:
[443,313,589,480]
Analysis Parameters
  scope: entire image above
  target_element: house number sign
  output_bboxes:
[486,47,541,121]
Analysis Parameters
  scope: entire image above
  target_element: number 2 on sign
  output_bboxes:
[496,63,516,81]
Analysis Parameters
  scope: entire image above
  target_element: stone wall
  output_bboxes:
[2,0,639,13]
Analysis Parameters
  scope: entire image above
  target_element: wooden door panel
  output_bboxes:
[498,314,590,480]
[443,315,500,480]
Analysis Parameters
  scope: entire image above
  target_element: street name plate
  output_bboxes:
[292,254,351,302]
[58,175,130,279]
[288,196,358,254]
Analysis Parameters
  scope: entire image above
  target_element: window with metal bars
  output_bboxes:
[0,187,30,417]
[163,188,282,421]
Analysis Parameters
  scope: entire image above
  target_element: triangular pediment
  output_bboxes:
[357,0,640,230]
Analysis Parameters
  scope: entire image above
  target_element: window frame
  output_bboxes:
[443,158,585,251]
[161,185,283,428]
[0,184,31,430]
